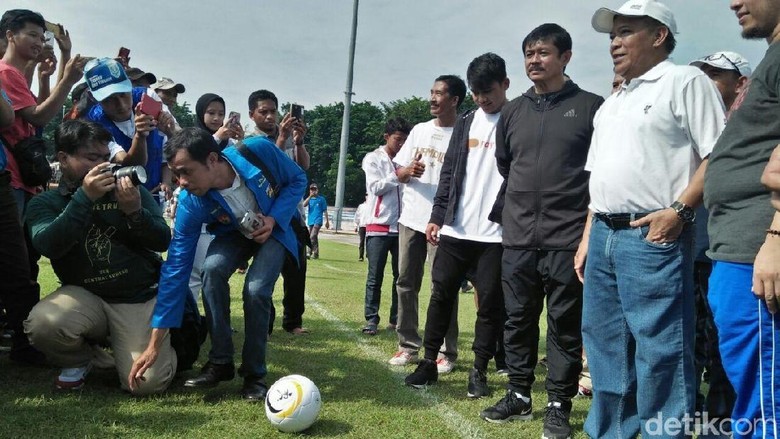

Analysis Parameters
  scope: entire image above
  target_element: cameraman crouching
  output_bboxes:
[23,119,175,395]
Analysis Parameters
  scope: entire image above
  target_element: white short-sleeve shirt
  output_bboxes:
[393,119,453,233]
[586,60,726,213]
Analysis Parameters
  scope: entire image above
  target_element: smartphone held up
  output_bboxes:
[290,104,304,120]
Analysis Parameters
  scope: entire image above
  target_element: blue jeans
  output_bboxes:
[364,235,399,327]
[582,217,695,439]
[201,231,286,378]
[709,262,780,439]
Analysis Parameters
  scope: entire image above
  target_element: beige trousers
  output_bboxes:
[24,285,177,395]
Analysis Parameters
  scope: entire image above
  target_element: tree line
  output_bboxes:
[42,96,477,208]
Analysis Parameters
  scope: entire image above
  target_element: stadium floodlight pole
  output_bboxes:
[334,0,359,232]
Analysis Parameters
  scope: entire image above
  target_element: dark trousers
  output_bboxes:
[423,236,503,370]
[364,235,399,326]
[693,261,735,418]
[269,244,307,332]
[358,227,366,259]
[502,249,583,402]
[0,172,39,348]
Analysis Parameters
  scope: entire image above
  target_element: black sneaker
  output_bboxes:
[467,367,490,398]
[480,390,533,423]
[405,359,437,388]
[542,401,572,439]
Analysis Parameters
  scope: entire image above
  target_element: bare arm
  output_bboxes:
[762,145,780,212]
[17,55,87,128]
[574,210,593,283]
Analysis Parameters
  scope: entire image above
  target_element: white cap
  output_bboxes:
[592,0,678,34]
[690,51,752,77]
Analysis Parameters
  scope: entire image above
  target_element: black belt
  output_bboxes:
[594,213,649,230]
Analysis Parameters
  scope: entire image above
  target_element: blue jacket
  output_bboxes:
[86,87,166,191]
[151,136,307,328]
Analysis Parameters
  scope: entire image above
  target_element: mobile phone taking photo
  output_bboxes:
[117,47,131,59]
[227,111,241,127]
[137,93,162,120]
[290,104,304,120]
[44,21,64,38]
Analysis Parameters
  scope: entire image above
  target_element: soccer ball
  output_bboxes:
[265,374,322,433]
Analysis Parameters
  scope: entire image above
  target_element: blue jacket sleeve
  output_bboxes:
[250,140,307,232]
[152,192,208,328]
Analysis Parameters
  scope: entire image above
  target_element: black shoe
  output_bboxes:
[405,359,437,388]
[240,376,268,402]
[467,367,490,398]
[480,390,533,423]
[542,401,572,439]
[184,362,235,388]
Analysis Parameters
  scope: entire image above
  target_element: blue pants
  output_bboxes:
[582,218,695,439]
[201,231,286,378]
[364,235,399,327]
[709,261,780,438]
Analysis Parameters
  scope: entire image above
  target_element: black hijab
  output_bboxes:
[194,93,229,149]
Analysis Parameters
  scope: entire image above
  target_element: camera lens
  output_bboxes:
[112,166,148,186]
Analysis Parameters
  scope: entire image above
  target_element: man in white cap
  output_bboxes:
[687,50,751,435]
[691,51,751,112]
[84,58,177,202]
[705,0,780,436]
[151,77,185,109]
[577,1,726,437]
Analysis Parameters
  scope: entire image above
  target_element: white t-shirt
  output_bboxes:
[586,60,726,213]
[441,108,503,243]
[394,119,453,233]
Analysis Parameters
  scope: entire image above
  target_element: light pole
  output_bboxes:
[333,0,359,232]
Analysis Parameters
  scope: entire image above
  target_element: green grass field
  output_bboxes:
[0,237,591,438]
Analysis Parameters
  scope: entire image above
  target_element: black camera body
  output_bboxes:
[106,164,147,186]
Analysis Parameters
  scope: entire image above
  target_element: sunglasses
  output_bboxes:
[310,187,318,191]
[703,53,741,74]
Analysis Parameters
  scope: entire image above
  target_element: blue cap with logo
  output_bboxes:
[83,58,132,102]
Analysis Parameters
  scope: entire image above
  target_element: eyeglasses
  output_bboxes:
[703,53,741,74]
[310,187,318,191]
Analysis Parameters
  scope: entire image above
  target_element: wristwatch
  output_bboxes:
[670,201,695,224]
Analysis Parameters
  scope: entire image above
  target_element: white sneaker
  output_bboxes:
[55,364,92,390]
[436,357,455,373]
[388,351,418,366]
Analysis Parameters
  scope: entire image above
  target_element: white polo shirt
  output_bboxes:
[586,60,726,213]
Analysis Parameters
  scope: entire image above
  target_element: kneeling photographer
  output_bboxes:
[23,119,176,395]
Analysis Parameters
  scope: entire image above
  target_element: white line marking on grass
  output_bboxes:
[321,263,356,274]
[306,295,489,439]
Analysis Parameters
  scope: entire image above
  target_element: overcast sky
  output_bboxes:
[5,0,769,121]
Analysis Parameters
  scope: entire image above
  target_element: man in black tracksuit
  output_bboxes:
[479,24,603,439]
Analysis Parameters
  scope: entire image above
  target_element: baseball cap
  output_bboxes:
[690,51,752,77]
[592,0,678,34]
[150,77,185,94]
[83,57,132,102]
[125,67,157,85]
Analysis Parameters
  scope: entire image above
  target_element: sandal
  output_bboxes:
[361,324,377,336]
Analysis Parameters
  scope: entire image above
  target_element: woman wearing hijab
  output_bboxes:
[194,93,243,149]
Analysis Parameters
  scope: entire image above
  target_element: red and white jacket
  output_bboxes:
[361,146,402,234]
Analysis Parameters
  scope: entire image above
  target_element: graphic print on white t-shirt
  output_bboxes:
[394,119,453,233]
[441,108,503,243]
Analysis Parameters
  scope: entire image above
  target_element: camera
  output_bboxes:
[239,211,264,239]
[105,164,147,186]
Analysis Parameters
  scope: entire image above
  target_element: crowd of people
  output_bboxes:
[2,0,780,438]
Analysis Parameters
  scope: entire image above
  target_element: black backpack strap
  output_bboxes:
[236,141,278,197]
